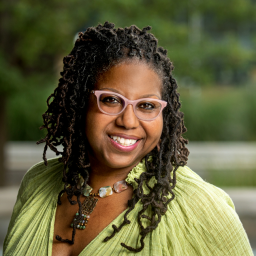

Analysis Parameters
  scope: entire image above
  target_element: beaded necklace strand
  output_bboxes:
[70,177,129,230]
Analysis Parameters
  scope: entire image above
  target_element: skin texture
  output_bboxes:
[52,61,164,256]
[85,61,163,189]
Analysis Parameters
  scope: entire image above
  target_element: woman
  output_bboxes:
[4,22,253,255]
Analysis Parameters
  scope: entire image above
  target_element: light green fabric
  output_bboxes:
[4,158,254,255]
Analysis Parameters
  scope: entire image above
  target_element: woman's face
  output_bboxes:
[85,61,164,170]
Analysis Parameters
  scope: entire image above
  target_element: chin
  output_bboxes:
[103,155,141,169]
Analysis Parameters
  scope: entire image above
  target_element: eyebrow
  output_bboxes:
[99,87,161,99]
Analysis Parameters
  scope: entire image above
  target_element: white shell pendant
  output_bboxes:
[99,186,113,198]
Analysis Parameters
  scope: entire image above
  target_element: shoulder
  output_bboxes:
[17,157,64,203]
[174,165,235,209]
[3,157,63,255]
[161,166,253,255]
[173,165,238,233]
[23,156,63,179]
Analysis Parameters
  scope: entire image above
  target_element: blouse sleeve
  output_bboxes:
[3,161,41,251]
[164,166,254,256]
[3,158,63,255]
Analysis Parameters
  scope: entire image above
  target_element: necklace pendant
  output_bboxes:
[76,174,85,190]
[81,196,99,214]
[71,195,98,230]
[99,186,113,198]
[83,184,93,196]
[113,180,128,193]
[70,179,129,230]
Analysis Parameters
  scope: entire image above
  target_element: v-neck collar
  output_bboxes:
[48,158,147,256]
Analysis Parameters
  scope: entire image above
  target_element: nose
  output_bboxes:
[115,104,140,129]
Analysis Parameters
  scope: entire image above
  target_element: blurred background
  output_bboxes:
[0,0,255,254]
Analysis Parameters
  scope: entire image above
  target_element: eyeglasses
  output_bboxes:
[91,90,167,121]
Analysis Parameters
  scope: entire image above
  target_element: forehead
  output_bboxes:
[95,62,163,99]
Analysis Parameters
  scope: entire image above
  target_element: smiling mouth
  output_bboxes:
[109,135,139,147]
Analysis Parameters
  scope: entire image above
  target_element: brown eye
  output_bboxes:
[138,102,157,110]
[101,96,121,104]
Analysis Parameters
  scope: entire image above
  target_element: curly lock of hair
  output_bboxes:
[37,21,189,252]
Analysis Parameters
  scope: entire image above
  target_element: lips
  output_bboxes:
[110,135,137,146]
[108,134,141,152]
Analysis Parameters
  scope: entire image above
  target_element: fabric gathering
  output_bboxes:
[4,158,253,255]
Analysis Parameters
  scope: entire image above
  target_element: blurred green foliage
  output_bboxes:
[0,0,255,141]
[8,83,256,141]
[7,75,52,141]
[180,84,256,141]
[206,169,256,187]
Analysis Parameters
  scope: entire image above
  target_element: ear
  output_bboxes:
[157,139,161,152]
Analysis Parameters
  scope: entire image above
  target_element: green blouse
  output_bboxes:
[3,158,254,255]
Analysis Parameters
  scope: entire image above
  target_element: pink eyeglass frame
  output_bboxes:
[91,90,167,121]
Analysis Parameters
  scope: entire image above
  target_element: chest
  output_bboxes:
[52,188,133,256]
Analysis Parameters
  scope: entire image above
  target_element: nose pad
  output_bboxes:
[115,104,140,129]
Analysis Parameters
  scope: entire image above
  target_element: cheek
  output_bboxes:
[145,117,163,142]
[84,107,114,143]
[84,97,101,134]
[155,119,164,139]
[84,108,100,144]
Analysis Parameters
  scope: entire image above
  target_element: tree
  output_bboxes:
[0,0,255,185]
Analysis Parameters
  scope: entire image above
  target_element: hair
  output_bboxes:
[37,21,189,252]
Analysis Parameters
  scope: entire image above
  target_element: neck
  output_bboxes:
[87,157,140,191]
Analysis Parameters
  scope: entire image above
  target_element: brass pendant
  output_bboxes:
[82,195,98,215]
[70,196,98,230]
[70,179,128,230]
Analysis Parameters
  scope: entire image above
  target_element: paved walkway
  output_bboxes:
[0,187,19,216]
[4,141,256,172]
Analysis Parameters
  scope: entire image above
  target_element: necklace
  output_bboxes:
[70,179,129,230]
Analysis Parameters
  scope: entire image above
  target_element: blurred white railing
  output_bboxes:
[2,141,256,250]
[5,142,62,171]
[5,141,256,172]
[187,142,256,171]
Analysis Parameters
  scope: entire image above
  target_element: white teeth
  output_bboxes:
[110,136,137,146]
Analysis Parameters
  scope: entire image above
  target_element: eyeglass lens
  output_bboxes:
[99,93,162,120]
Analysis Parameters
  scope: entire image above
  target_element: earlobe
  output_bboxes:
[157,141,161,152]
[157,138,162,152]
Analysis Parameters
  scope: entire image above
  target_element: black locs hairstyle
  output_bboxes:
[37,21,189,252]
